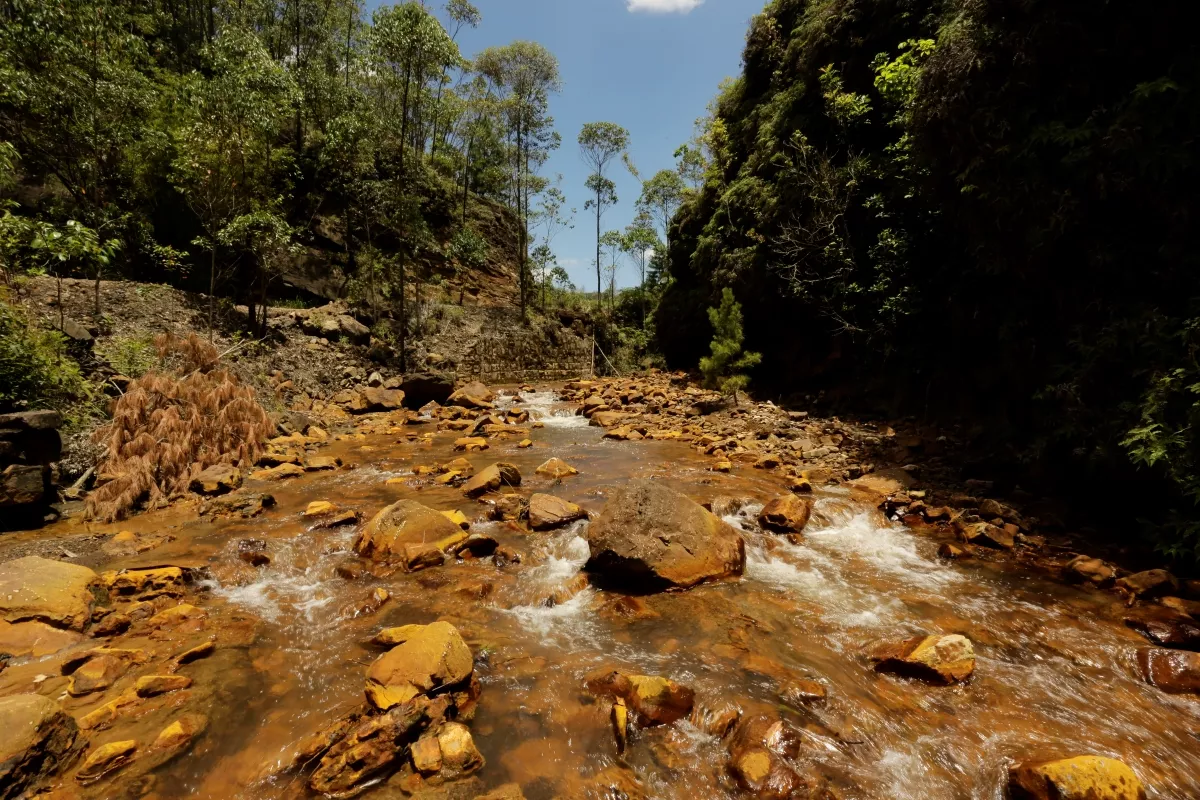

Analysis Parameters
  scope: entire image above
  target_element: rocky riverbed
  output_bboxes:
[1,374,1197,799]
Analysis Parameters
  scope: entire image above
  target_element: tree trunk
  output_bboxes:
[595,186,602,311]
[208,248,216,342]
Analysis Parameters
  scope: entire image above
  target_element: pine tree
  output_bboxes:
[699,288,761,403]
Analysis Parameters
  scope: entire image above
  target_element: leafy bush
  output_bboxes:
[95,333,157,378]
[0,291,96,423]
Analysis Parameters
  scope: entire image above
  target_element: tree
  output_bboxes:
[578,122,629,309]
[623,211,658,325]
[699,288,761,404]
[638,169,686,244]
[477,41,561,320]
[531,182,573,308]
[599,229,624,309]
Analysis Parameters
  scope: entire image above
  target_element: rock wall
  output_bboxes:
[461,333,592,384]
[0,410,62,528]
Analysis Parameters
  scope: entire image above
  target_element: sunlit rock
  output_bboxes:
[869,633,975,684]
[585,669,695,726]
[355,500,465,562]
[189,463,241,495]
[757,493,812,534]
[1117,569,1180,599]
[528,493,587,531]
[0,556,99,631]
[585,479,745,591]
[365,621,473,711]
[462,463,521,497]
[535,457,578,479]
[76,739,137,785]
[1008,755,1146,800]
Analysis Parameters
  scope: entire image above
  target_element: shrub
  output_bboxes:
[95,333,157,378]
[86,333,274,522]
[0,289,96,421]
[699,288,761,400]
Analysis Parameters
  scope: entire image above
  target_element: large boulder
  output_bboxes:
[189,463,241,495]
[869,633,975,684]
[365,621,473,710]
[0,411,62,466]
[462,463,521,498]
[1136,647,1200,694]
[528,493,587,531]
[584,480,746,591]
[0,465,49,510]
[447,381,495,410]
[1008,755,1145,800]
[0,556,99,631]
[360,387,406,412]
[400,372,455,408]
[0,695,80,797]
[354,501,465,565]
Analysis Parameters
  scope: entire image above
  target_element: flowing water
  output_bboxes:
[4,389,1199,799]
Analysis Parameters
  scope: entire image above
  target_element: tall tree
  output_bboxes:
[476,41,561,320]
[599,229,623,309]
[623,210,658,325]
[578,121,628,310]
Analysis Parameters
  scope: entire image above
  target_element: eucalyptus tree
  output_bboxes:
[476,41,562,319]
[599,229,624,309]
[638,169,686,244]
[531,183,573,308]
[429,0,481,158]
[578,122,629,310]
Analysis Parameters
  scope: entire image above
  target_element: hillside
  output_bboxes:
[659,0,1200,554]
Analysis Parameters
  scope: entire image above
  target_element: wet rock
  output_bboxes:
[308,697,444,796]
[535,457,578,480]
[92,612,131,637]
[189,463,241,495]
[938,543,968,560]
[584,480,746,591]
[449,533,500,559]
[304,455,341,471]
[152,713,207,752]
[135,674,193,697]
[304,500,336,516]
[727,716,809,800]
[448,381,496,410]
[173,640,215,666]
[1124,606,1200,649]
[1008,755,1145,800]
[757,494,813,534]
[103,566,185,599]
[365,621,473,710]
[454,436,490,452]
[462,463,521,497]
[955,521,1015,550]
[147,603,207,630]
[1117,569,1180,600]
[437,721,484,775]
[0,694,80,797]
[1160,596,1200,617]
[76,739,137,784]
[585,669,695,726]
[528,493,587,530]
[780,679,827,706]
[690,702,741,739]
[0,619,83,658]
[1064,556,1116,586]
[486,494,527,522]
[0,556,99,631]
[67,653,130,696]
[600,595,659,622]
[869,633,975,684]
[441,509,470,529]
[1136,647,1200,694]
[78,690,140,731]
[411,732,442,774]
[356,500,466,563]
[200,490,275,518]
[237,538,271,566]
[314,510,361,529]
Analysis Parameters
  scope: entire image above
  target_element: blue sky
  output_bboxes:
[418,0,764,290]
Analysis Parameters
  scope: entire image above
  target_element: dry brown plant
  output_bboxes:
[85,333,274,521]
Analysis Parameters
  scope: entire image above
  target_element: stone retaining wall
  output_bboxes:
[1,410,62,528]
[461,333,593,384]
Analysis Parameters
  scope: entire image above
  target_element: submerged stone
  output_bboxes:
[0,556,99,631]
[870,633,975,684]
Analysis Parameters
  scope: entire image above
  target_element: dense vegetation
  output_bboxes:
[0,0,572,357]
[660,0,1200,556]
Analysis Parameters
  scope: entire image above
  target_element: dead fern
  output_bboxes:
[86,333,274,522]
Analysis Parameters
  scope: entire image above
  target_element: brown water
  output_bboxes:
[5,390,1199,799]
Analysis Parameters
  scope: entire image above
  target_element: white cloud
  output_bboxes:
[626,0,704,14]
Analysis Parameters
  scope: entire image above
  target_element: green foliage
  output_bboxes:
[699,288,761,397]
[0,292,95,420]
[95,333,156,378]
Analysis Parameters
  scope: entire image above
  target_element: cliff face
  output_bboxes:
[661,0,1200,522]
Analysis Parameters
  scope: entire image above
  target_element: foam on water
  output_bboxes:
[804,511,962,588]
[518,390,591,429]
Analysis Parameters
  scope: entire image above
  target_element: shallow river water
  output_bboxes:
[5,390,1199,799]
